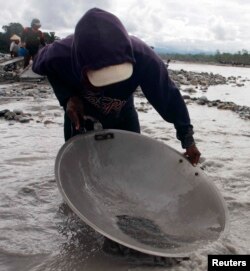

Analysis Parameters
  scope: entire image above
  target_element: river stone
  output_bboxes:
[0,89,6,95]
[40,88,48,93]
[199,95,208,101]
[180,79,190,85]
[182,95,191,100]
[44,120,55,124]
[4,111,16,120]
[197,96,208,105]
[182,87,196,93]
[0,109,10,117]
[200,86,208,91]
[13,109,23,115]
[54,112,62,117]
[19,117,30,123]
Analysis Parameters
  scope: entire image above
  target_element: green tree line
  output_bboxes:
[0,22,59,53]
[160,49,250,66]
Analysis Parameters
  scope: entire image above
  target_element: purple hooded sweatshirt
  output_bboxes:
[32,8,195,148]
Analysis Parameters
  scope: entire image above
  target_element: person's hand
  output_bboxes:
[184,144,201,166]
[66,96,84,130]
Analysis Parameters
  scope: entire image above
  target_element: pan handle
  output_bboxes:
[94,132,114,141]
[71,116,103,136]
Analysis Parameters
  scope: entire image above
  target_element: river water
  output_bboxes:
[0,63,249,270]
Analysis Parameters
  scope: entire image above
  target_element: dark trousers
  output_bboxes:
[24,46,39,68]
[64,106,141,141]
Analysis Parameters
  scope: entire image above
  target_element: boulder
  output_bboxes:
[4,111,16,120]
[19,117,30,123]
[182,87,197,93]
[13,109,23,115]
[197,96,208,105]
[0,109,10,117]
[182,95,191,100]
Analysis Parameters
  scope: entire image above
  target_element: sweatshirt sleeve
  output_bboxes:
[32,43,59,75]
[46,75,77,107]
[32,41,79,107]
[139,51,195,148]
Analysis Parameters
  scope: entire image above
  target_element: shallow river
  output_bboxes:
[0,63,249,270]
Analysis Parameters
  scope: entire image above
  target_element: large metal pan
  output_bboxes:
[55,129,228,257]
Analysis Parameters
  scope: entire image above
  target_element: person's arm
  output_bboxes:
[139,51,200,165]
[10,42,14,57]
[47,75,79,108]
[32,41,86,130]
[32,43,79,107]
[48,76,84,130]
[39,31,46,47]
[21,28,29,47]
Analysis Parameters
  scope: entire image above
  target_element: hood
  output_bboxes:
[71,8,135,80]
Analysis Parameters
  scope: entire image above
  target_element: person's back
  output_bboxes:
[22,27,44,48]
[32,8,201,165]
[21,18,45,67]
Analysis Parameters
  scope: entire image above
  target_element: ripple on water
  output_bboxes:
[0,77,250,270]
[201,160,224,169]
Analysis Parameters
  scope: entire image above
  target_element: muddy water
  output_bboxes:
[0,63,250,270]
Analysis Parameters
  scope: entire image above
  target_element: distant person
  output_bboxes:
[33,8,201,166]
[21,18,45,68]
[9,39,20,58]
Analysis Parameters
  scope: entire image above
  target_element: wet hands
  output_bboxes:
[184,144,201,166]
[66,96,84,130]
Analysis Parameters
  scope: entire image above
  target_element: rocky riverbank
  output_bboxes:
[136,68,250,120]
[168,69,248,90]
[0,54,23,82]
[169,69,250,120]
[0,67,250,124]
[1,62,250,271]
[0,82,53,98]
[0,82,61,125]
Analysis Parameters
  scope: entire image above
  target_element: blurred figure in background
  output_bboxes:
[9,35,20,58]
[21,18,45,68]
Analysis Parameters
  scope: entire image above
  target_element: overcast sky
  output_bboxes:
[1,0,250,53]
